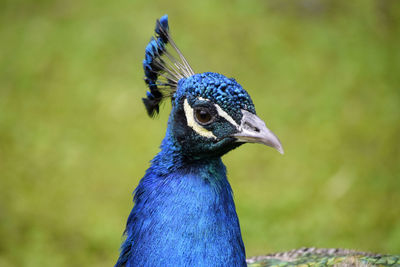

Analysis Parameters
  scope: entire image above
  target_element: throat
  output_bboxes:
[118,154,246,266]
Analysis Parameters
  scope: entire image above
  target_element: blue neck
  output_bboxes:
[116,127,246,266]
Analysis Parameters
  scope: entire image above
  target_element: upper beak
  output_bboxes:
[232,110,284,154]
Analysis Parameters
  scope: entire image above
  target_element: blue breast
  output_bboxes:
[116,128,246,266]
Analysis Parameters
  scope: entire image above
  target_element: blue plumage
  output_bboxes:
[142,15,170,117]
[116,15,283,266]
[177,73,256,121]
[117,150,245,266]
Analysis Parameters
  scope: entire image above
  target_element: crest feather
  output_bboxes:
[142,15,195,117]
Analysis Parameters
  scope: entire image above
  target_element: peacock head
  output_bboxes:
[142,15,283,159]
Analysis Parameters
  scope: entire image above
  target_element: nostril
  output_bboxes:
[244,122,259,132]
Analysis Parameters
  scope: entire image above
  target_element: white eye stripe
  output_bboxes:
[214,104,239,129]
[183,99,217,139]
[198,97,238,128]
[183,97,239,139]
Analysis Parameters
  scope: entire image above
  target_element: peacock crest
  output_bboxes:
[142,15,195,117]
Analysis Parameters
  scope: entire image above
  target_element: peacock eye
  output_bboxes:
[194,108,214,125]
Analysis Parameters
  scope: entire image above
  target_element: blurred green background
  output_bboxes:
[1,0,400,266]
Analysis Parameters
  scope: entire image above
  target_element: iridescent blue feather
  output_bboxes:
[142,15,194,117]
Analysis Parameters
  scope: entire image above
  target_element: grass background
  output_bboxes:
[1,0,399,266]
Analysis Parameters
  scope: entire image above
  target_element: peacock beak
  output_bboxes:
[232,110,284,154]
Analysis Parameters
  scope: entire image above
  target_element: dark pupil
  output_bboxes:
[196,109,212,124]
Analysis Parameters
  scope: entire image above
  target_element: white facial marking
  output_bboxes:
[183,99,217,139]
[199,97,239,128]
[215,105,239,129]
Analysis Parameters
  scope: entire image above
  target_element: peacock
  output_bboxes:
[115,15,399,267]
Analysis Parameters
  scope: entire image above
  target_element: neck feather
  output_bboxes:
[116,131,246,266]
